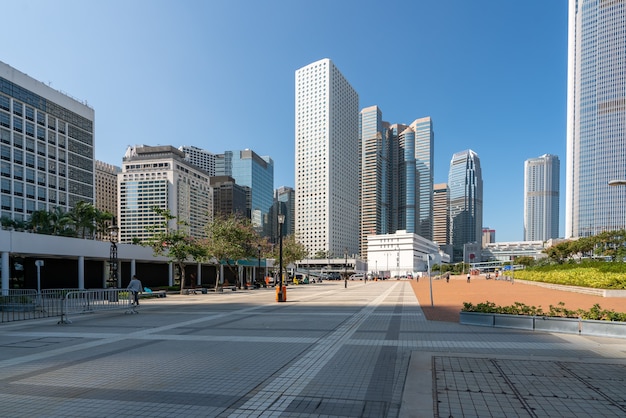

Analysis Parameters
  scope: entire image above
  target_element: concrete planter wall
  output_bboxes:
[534,316,581,335]
[459,311,626,339]
[493,314,534,330]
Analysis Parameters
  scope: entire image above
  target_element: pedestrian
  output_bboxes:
[446,273,450,283]
[127,275,143,306]
[467,272,471,283]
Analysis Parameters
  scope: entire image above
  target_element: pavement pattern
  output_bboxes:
[0,280,625,417]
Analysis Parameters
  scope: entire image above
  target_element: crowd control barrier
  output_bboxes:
[1,289,79,323]
[59,289,136,324]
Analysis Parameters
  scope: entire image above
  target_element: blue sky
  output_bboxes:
[2,0,568,242]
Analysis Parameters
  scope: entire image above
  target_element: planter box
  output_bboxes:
[460,311,626,339]
[494,314,534,330]
[581,319,626,338]
[534,316,581,335]
[459,311,494,327]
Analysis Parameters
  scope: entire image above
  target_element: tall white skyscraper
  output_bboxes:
[524,154,560,241]
[295,58,359,258]
[566,0,626,237]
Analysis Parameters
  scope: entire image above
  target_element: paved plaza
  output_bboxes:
[0,280,625,417]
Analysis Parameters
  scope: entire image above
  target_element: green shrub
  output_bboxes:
[462,300,626,321]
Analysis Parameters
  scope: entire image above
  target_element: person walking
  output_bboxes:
[467,272,471,283]
[127,275,143,306]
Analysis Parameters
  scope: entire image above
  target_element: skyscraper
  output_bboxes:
[524,154,560,241]
[359,105,388,258]
[359,107,434,259]
[0,60,95,222]
[215,149,274,236]
[412,117,434,241]
[448,150,483,262]
[433,183,450,247]
[295,58,359,258]
[566,0,626,237]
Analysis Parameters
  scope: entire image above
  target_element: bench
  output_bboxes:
[140,290,167,298]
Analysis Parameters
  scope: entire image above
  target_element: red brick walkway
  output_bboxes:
[410,275,626,323]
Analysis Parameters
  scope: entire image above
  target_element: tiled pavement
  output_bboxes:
[0,281,625,417]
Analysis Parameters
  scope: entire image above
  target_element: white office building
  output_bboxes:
[295,58,360,258]
[119,145,212,243]
[0,60,95,222]
[566,0,626,237]
[524,154,559,241]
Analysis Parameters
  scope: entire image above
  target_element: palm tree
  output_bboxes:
[29,210,52,234]
[68,201,97,239]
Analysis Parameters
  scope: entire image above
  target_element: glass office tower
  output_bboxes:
[412,117,434,241]
[215,149,274,236]
[448,150,483,262]
[566,0,626,237]
[524,154,560,241]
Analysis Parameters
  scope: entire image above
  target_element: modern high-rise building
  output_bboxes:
[210,175,247,218]
[524,154,560,241]
[215,149,274,236]
[119,145,212,243]
[358,106,434,259]
[295,58,359,258]
[448,150,483,262]
[566,0,626,237]
[412,117,434,241]
[0,60,95,222]
[179,145,216,176]
[359,105,388,258]
[433,183,450,247]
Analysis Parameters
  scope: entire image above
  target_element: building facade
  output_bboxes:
[359,105,388,258]
[0,60,95,223]
[179,145,216,176]
[412,117,434,241]
[295,58,360,258]
[566,0,626,237]
[482,227,496,247]
[215,149,274,236]
[433,183,450,246]
[448,150,483,262]
[524,154,560,241]
[358,106,434,259]
[210,175,247,218]
[118,145,212,243]
[95,161,120,218]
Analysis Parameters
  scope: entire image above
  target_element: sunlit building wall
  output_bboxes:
[524,154,559,241]
[566,0,626,237]
[448,150,483,262]
[295,58,359,258]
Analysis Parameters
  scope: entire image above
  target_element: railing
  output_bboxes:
[59,289,136,324]
[1,289,79,323]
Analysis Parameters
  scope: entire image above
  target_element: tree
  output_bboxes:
[204,214,261,290]
[271,235,308,280]
[144,207,208,294]
[67,201,97,238]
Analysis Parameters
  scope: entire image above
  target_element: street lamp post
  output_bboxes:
[344,248,348,288]
[257,244,261,288]
[277,213,285,302]
[107,219,119,288]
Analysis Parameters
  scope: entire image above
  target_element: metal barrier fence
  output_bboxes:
[59,289,136,324]
[0,289,81,323]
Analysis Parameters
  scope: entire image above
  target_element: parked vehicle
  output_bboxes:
[349,273,364,280]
